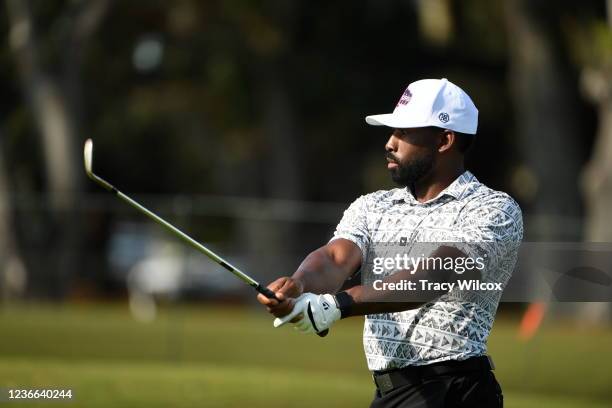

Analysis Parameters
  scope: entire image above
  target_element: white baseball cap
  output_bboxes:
[365,78,478,134]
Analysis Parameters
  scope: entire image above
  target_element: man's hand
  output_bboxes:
[273,293,341,334]
[256,277,304,318]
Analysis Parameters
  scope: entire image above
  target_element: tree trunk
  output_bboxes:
[0,134,27,301]
[578,1,612,322]
[6,0,110,297]
[505,0,583,238]
[242,60,304,281]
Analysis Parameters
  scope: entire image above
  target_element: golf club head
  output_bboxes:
[84,139,94,178]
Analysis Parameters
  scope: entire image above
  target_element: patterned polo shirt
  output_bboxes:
[330,171,523,371]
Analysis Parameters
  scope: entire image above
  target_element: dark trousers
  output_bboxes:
[370,369,503,408]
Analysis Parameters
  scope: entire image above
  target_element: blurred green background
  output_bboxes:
[0,305,611,407]
[1,0,612,406]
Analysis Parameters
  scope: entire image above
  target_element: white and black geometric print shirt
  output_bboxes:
[330,171,523,371]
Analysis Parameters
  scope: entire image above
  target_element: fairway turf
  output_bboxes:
[0,304,610,407]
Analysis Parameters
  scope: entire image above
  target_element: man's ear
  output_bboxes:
[438,130,455,153]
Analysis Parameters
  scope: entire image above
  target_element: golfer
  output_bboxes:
[258,78,523,407]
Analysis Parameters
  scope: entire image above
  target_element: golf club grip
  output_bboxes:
[256,285,280,301]
[255,285,328,338]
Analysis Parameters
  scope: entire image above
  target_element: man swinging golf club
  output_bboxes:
[257,78,523,407]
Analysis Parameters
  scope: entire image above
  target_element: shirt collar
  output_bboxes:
[390,170,477,204]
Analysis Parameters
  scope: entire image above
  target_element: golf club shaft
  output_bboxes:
[88,172,277,300]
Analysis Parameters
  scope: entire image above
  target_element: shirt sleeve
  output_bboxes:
[329,195,370,264]
[455,193,524,282]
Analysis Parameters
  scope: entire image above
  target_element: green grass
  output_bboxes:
[0,304,610,407]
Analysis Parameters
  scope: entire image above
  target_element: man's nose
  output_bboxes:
[385,135,398,152]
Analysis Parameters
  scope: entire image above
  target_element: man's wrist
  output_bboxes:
[293,277,305,295]
[333,291,355,319]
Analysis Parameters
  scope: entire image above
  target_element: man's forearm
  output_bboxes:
[335,246,473,317]
[292,247,354,294]
[339,265,437,316]
[340,284,424,316]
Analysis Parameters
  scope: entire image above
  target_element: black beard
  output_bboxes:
[386,151,435,187]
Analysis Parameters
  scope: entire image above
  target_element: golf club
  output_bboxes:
[83,139,328,337]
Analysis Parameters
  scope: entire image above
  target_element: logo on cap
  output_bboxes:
[438,112,450,123]
[396,88,412,107]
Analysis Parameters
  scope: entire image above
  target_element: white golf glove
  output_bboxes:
[273,293,341,334]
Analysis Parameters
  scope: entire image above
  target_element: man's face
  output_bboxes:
[385,128,438,186]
